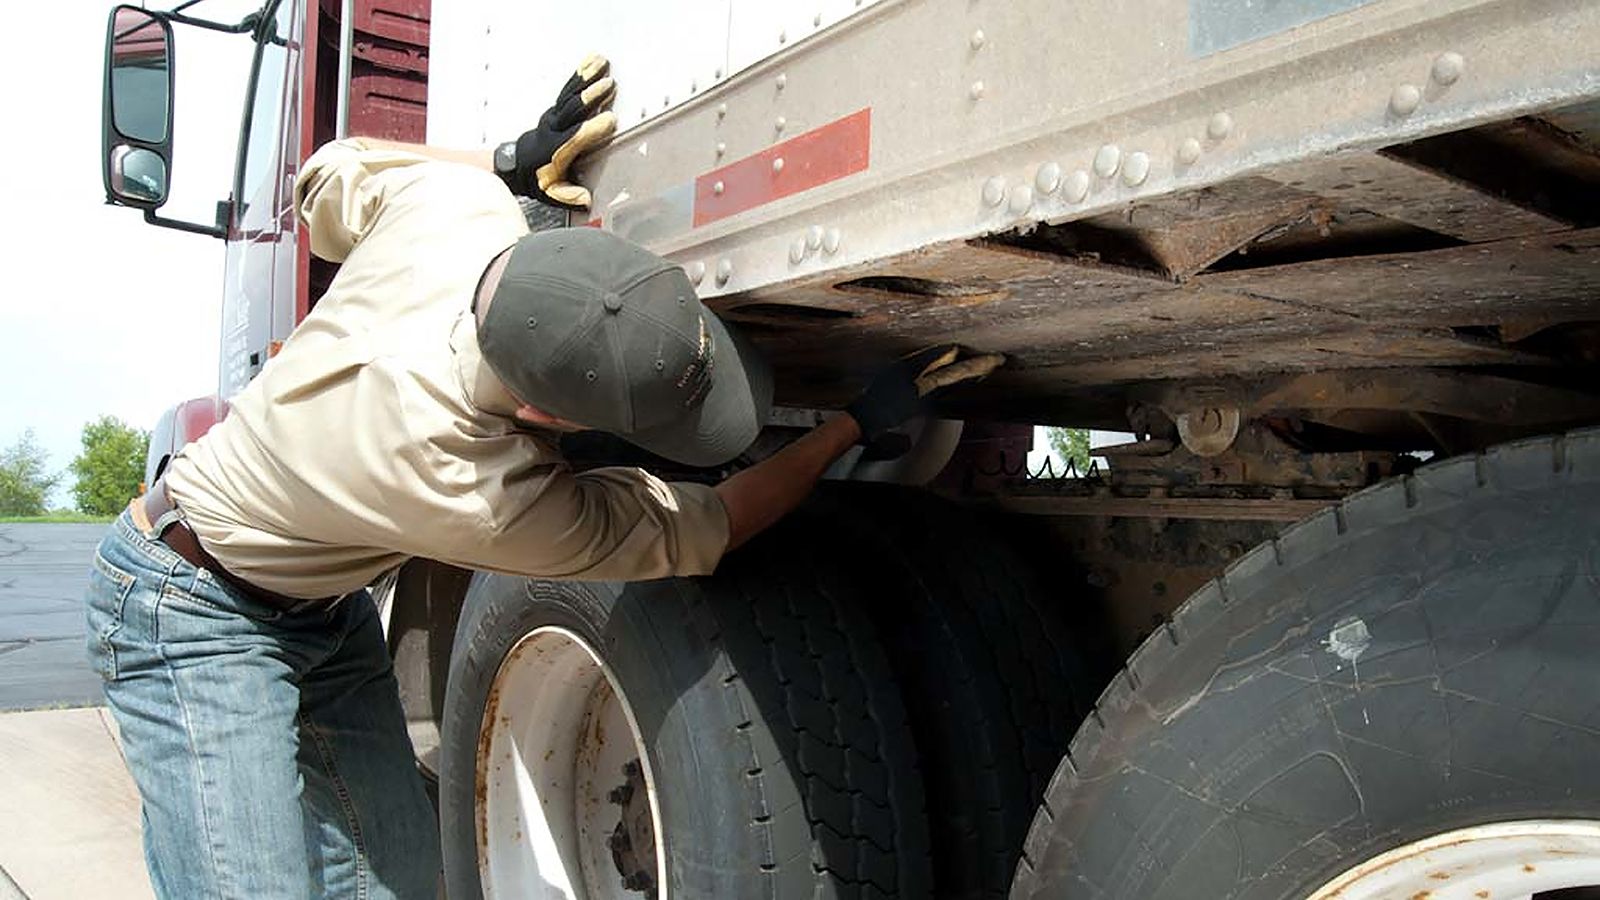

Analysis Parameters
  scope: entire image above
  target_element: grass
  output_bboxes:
[0,511,116,524]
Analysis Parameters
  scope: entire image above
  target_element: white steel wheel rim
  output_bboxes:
[477,626,665,899]
[1306,819,1600,899]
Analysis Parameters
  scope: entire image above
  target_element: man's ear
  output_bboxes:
[514,404,561,426]
[514,404,587,432]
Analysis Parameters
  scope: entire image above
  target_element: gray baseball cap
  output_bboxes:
[478,228,772,467]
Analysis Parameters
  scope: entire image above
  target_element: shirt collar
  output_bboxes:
[450,312,523,419]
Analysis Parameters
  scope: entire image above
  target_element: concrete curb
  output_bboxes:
[0,708,152,900]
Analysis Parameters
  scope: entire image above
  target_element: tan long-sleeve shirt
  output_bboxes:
[163,139,729,598]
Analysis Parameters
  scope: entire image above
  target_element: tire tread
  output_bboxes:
[1010,427,1600,898]
[717,531,933,898]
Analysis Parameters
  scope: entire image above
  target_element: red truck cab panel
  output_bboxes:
[298,0,431,323]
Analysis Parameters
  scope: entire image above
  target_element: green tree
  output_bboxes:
[70,416,149,516]
[1046,427,1092,473]
[0,430,61,517]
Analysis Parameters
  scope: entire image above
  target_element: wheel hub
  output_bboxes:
[606,759,658,896]
[476,626,664,899]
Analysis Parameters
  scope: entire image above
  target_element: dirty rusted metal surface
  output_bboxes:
[1106,421,1393,487]
[727,223,1600,380]
[1072,182,1325,281]
[722,142,1600,430]
[1032,513,1282,654]
[1263,151,1568,241]
[1131,369,1600,426]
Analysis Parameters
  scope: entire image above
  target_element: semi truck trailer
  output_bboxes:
[102,0,1600,897]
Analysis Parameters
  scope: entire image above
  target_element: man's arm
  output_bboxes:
[712,349,1006,553]
[715,415,862,551]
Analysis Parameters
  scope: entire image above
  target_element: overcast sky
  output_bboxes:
[1,1,261,504]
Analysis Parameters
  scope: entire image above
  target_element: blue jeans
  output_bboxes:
[85,511,439,899]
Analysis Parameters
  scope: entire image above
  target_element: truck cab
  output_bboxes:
[104,0,430,475]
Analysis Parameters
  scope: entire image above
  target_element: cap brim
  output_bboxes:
[622,315,772,467]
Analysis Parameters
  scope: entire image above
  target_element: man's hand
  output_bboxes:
[846,346,1006,441]
[713,347,1003,553]
[502,54,618,209]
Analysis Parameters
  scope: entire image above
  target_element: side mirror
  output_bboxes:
[103,6,174,209]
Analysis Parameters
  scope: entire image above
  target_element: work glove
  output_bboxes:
[846,346,1006,441]
[502,54,618,209]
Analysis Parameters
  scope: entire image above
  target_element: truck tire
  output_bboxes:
[1010,429,1600,899]
[438,512,932,900]
[815,484,1106,898]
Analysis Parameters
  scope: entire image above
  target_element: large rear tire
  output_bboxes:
[1010,429,1600,898]
[439,512,932,899]
[816,484,1106,898]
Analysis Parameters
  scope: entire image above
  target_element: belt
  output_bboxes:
[142,478,338,614]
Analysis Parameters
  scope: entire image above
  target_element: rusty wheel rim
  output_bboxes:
[477,626,664,899]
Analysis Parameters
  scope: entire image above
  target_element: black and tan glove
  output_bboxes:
[496,54,618,209]
[846,346,1006,441]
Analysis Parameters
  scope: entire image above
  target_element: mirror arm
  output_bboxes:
[142,200,229,240]
[163,10,260,35]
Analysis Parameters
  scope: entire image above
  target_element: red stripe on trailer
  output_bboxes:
[694,108,871,227]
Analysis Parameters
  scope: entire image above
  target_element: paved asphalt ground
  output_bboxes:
[0,523,107,711]
[0,523,153,898]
